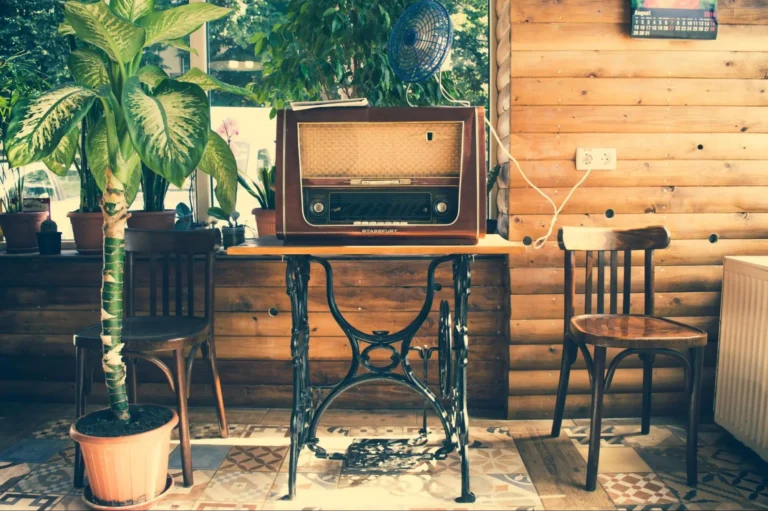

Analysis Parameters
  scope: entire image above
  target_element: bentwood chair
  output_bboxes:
[72,229,228,489]
[550,226,707,491]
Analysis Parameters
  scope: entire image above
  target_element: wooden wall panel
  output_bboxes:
[504,0,768,418]
[0,256,509,414]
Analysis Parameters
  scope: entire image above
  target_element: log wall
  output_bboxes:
[501,0,768,418]
[0,254,509,415]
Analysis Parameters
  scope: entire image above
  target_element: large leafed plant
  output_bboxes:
[4,0,254,422]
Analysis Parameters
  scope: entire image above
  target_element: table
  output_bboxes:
[227,235,524,502]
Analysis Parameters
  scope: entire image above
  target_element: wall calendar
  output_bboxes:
[631,0,717,40]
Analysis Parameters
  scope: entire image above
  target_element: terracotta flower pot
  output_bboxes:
[68,211,104,254]
[127,210,175,231]
[252,208,276,237]
[70,408,178,508]
[0,211,48,253]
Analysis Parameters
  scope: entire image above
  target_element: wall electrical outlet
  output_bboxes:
[576,148,617,170]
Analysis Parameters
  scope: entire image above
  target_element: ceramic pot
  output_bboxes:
[70,408,178,508]
[68,212,103,254]
[127,210,175,231]
[222,225,246,248]
[252,208,276,237]
[37,232,62,255]
[0,211,48,253]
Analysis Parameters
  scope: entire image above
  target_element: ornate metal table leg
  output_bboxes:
[284,256,311,501]
[453,255,476,504]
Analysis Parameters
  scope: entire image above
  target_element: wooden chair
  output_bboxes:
[550,226,707,491]
[72,229,228,489]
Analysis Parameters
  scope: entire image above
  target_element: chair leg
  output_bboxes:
[174,349,193,487]
[640,353,655,435]
[204,341,228,439]
[586,346,607,492]
[127,358,138,404]
[687,346,704,487]
[73,347,87,489]
[552,337,577,437]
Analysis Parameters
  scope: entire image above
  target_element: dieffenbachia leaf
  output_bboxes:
[111,0,154,22]
[86,118,142,205]
[68,49,110,90]
[178,68,258,103]
[139,3,231,48]
[64,0,145,64]
[4,84,97,168]
[122,76,209,187]
[135,65,169,89]
[43,127,80,176]
[58,20,76,36]
[197,130,238,214]
[166,37,198,55]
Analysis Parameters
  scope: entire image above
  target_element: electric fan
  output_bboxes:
[388,0,453,84]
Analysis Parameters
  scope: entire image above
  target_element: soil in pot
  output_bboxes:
[0,211,48,253]
[68,212,103,254]
[75,405,173,437]
[127,210,175,230]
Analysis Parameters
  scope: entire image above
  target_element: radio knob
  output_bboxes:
[434,200,449,214]
[311,201,325,215]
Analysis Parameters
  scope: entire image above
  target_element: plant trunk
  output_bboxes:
[101,168,131,421]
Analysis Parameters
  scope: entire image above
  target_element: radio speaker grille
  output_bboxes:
[298,122,462,178]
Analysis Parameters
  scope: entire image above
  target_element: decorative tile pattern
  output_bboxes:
[577,446,653,473]
[51,494,86,510]
[219,447,288,473]
[239,426,289,440]
[599,472,679,506]
[46,447,75,467]
[0,492,64,511]
[195,502,262,510]
[0,463,37,493]
[277,449,343,475]
[164,470,215,502]
[9,464,73,495]
[200,470,275,503]
[267,473,339,506]
[565,425,683,449]
[636,446,716,474]
[657,471,752,510]
[0,440,71,464]
[31,421,71,441]
[315,426,404,438]
[169,445,232,471]
[173,424,246,441]
[725,470,768,509]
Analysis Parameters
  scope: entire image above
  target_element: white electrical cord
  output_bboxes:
[420,72,594,249]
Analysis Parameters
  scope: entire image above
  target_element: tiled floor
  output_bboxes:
[0,404,766,510]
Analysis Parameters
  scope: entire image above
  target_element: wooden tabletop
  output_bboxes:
[226,234,524,257]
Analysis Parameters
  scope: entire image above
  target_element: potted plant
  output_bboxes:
[0,53,50,252]
[4,1,249,506]
[239,166,275,237]
[208,207,244,248]
[126,163,174,230]
[37,218,62,255]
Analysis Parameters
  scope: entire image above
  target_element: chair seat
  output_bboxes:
[570,314,707,349]
[74,316,210,352]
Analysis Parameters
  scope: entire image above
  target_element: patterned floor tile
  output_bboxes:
[636,446,716,474]
[9,464,73,496]
[577,446,653,473]
[0,492,64,511]
[266,473,340,508]
[164,470,215,502]
[239,426,290,441]
[315,426,405,438]
[200,470,275,503]
[467,426,516,448]
[277,449,343,475]
[0,441,71,464]
[723,470,768,509]
[51,494,86,510]
[657,472,753,510]
[219,447,288,473]
[194,502,262,510]
[599,473,680,507]
[566,425,683,449]
[169,445,232,471]
[0,463,37,493]
[172,423,246,441]
[697,444,768,472]
[149,499,197,510]
[45,447,74,467]
[30,422,71,441]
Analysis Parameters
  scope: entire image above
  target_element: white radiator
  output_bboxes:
[715,256,768,462]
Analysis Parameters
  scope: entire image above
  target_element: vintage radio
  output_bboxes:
[275,107,487,244]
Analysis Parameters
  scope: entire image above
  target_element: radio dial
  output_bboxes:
[434,200,449,214]
[311,200,325,215]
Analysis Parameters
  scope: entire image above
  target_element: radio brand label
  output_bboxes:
[362,228,399,234]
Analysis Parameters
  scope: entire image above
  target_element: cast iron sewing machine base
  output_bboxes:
[281,254,476,503]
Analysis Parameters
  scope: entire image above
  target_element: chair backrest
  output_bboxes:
[124,228,221,320]
[558,226,671,330]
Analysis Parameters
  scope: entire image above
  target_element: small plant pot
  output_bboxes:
[0,211,48,253]
[252,208,276,237]
[70,406,178,508]
[222,225,246,248]
[37,232,62,255]
[68,211,103,254]
[127,210,175,231]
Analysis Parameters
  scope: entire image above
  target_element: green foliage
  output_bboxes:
[239,165,274,210]
[249,0,487,116]
[0,168,24,213]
